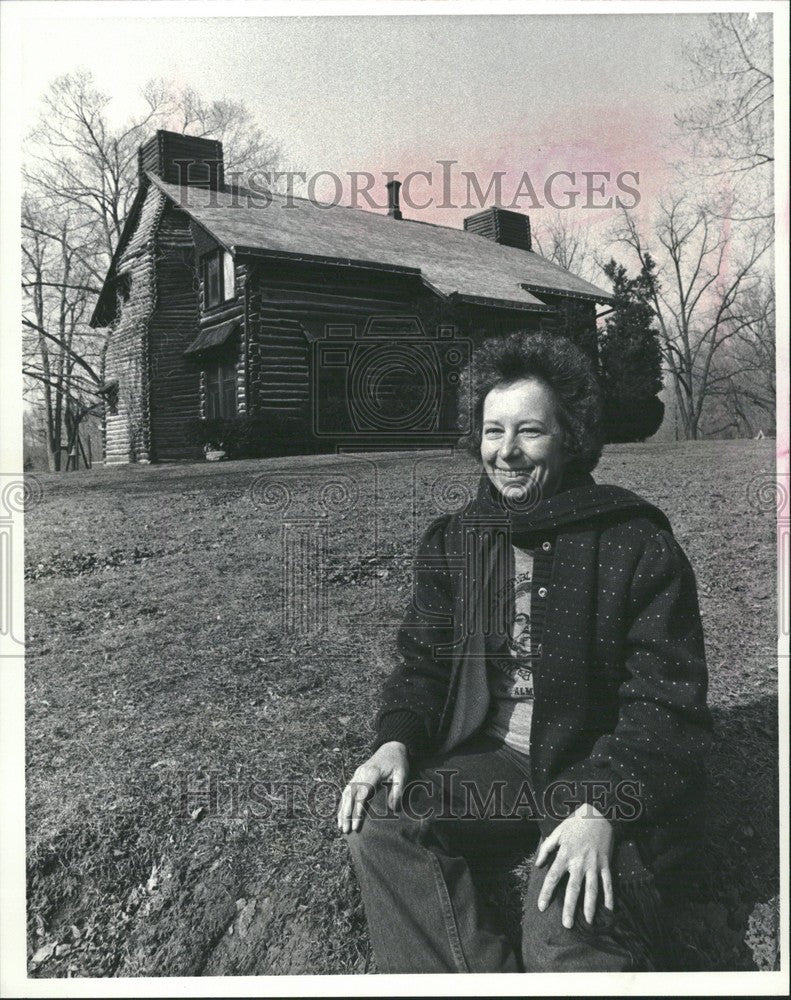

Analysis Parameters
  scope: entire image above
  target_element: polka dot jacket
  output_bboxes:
[373,471,713,861]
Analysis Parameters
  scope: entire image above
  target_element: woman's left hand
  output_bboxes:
[535,803,615,929]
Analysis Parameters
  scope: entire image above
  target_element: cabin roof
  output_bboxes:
[148,174,613,307]
[90,173,613,327]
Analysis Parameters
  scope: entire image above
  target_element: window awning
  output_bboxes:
[184,319,240,356]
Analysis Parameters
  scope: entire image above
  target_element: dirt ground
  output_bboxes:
[23,440,779,975]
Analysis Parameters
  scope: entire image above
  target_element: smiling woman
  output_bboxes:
[338,331,712,973]
[461,330,605,481]
[480,378,568,500]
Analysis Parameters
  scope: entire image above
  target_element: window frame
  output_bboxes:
[203,249,235,309]
[203,251,222,309]
[223,250,236,300]
[205,361,238,419]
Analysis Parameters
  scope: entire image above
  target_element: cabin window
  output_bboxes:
[223,251,235,299]
[203,249,235,308]
[205,362,238,418]
[204,252,222,308]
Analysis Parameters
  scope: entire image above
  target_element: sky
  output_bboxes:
[15,7,713,235]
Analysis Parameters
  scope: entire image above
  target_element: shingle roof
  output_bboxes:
[148,174,613,308]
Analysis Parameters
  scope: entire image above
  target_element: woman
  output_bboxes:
[337,331,712,973]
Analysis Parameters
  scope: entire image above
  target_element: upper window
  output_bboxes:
[204,251,222,308]
[223,250,236,300]
[203,249,235,309]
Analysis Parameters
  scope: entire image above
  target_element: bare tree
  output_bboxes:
[156,84,285,179]
[22,197,106,470]
[25,71,166,269]
[22,70,286,470]
[23,72,174,471]
[669,12,775,438]
[701,277,775,437]
[613,199,771,440]
[674,11,773,219]
[532,211,600,283]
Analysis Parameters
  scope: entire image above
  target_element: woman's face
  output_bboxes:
[480,377,568,500]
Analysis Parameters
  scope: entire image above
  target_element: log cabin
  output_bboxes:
[90,130,613,464]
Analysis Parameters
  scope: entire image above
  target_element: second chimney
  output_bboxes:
[463,207,532,252]
[386,180,403,220]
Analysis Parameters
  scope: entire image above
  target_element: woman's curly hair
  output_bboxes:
[457,330,604,475]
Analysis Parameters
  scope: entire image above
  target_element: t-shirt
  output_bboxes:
[481,545,535,755]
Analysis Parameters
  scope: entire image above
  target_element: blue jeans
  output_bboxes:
[345,732,642,973]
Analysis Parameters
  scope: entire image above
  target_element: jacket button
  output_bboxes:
[538,587,548,598]
[542,541,552,552]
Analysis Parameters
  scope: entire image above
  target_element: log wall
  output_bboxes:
[147,203,203,460]
[245,260,444,426]
[103,186,166,464]
[463,304,544,343]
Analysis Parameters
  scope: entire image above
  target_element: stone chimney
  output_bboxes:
[463,207,532,252]
[138,129,224,190]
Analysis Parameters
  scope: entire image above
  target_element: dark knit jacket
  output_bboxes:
[373,471,713,876]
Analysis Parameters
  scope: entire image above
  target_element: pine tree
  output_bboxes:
[599,257,665,443]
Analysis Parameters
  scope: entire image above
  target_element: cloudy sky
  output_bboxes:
[16,5,713,233]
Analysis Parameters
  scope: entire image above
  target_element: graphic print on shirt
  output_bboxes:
[509,569,533,662]
[488,546,534,695]
[483,545,535,752]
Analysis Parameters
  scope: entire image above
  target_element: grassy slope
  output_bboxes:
[24,441,778,975]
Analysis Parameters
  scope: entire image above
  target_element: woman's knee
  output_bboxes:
[521,861,633,972]
[344,786,409,854]
[522,897,633,973]
[344,775,445,862]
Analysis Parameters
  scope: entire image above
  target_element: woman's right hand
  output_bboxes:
[337,741,410,834]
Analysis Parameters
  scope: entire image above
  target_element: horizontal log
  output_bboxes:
[264,302,410,319]
[254,336,308,349]
[255,363,310,372]
[252,347,307,359]
[253,401,309,410]
[199,307,244,327]
[255,394,309,404]
[254,373,308,384]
